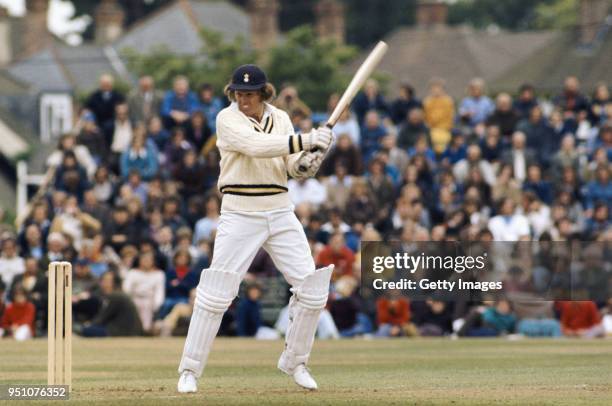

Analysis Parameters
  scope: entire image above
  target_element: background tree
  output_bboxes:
[124,25,356,110]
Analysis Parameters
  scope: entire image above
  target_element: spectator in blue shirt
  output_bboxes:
[237,282,263,337]
[458,78,495,127]
[440,132,467,166]
[197,83,224,134]
[523,164,554,205]
[353,79,389,124]
[513,83,538,119]
[583,165,612,211]
[360,110,388,163]
[120,128,159,181]
[161,76,199,129]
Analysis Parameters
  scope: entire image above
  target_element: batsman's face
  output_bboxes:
[236,90,263,119]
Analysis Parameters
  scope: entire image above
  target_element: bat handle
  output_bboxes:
[297,122,334,172]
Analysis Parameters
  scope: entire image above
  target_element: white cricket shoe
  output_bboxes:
[292,364,318,390]
[177,371,198,393]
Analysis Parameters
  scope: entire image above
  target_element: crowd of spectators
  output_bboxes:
[0,71,611,341]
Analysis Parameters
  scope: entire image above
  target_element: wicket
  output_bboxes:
[48,261,72,388]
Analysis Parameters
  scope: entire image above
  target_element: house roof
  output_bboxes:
[114,0,250,55]
[355,25,558,99]
[0,69,31,95]
[493,28,612,95]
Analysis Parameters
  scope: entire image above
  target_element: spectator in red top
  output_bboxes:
[0,288,35,341]
[557,301,604,338]
[376,289,417,337]
[316,233,355,280]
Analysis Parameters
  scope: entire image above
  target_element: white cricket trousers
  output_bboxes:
[178,206,319,377]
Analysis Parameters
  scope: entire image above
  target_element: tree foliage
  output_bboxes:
[123,25,356,110]
[265,26,358,110]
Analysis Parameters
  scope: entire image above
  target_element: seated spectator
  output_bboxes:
[185,110,212,152]
[557,300,604,338]
[353,79,388,124]
[53,151,90,202]
[554,76,589,116]
[160,250,199,319]
[147,116,171,152]
[583,202,610,240]
[582,165,612,212]
[329,275,372,337]
[288,177,327,208]
[109,103,134,162]
[381,133,409,175]
[48,133,97,179]
[458,78,495,127]
[458,299,516,337]
[440,132,467,166]
[513,83,538,119]
[551,135,580,178]
[78,111,108,164]
[85,74,125,130]
[104,205,140,253]
[81,271,143,337]
[486,93,519,138]
[122,252,165,333]
[236,282,263,337]
[274,85,312,119]
[523,165,553,205]
[479,124,503,164]
[376,289,417,337]
[390,82,422,125]
[0,237,25,290]
[397,107,429,150]
[316,233,356,281]
[523,192,552,239]
[164,127,194,173]
[512,299,561,337]
[453,144,496,187]
[173,149,206,200]
[345,177,377,226]
[161,75,199,128]
[360,110,388,163]
[120,127,159,181]
[423,78,454,132]
[127,75,162,124]
[155,289,196,337]
[50,195,101,251]
[91,166,113,203]
[197,83,224,134]
[0,288,35,341]
[322,162,353,211]
[332,108,360,146]
[501,131,537,184]
[321,133,363,176]
[19,224,45,261]
[517,105,556,168]
[193,195,221,245]
[488,198,530,241]
[366,158,395,221]
[71,259,101,322]
[412,299,453,336]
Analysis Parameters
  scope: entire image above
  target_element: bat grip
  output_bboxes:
[297,123,334,172]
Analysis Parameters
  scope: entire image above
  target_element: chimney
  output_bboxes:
[314,0,345,44]
[0,7,12,65]
[248,0,279,51]
[21,0,51,57]
[579,0,610,44]
[94,0,125,45]
[416,0,448,28]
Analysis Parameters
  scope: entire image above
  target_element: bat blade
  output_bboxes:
[327,41,388,127]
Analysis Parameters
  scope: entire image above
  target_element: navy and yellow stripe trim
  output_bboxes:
[249,116,274,134]
[220,184,288,196]
[288,134,304,154]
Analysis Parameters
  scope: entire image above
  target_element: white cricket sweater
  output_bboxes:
[216,102,305,212]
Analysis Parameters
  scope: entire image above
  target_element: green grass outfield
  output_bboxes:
[2,337,612,405]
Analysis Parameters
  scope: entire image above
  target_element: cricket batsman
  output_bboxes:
[177,64,334,393]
